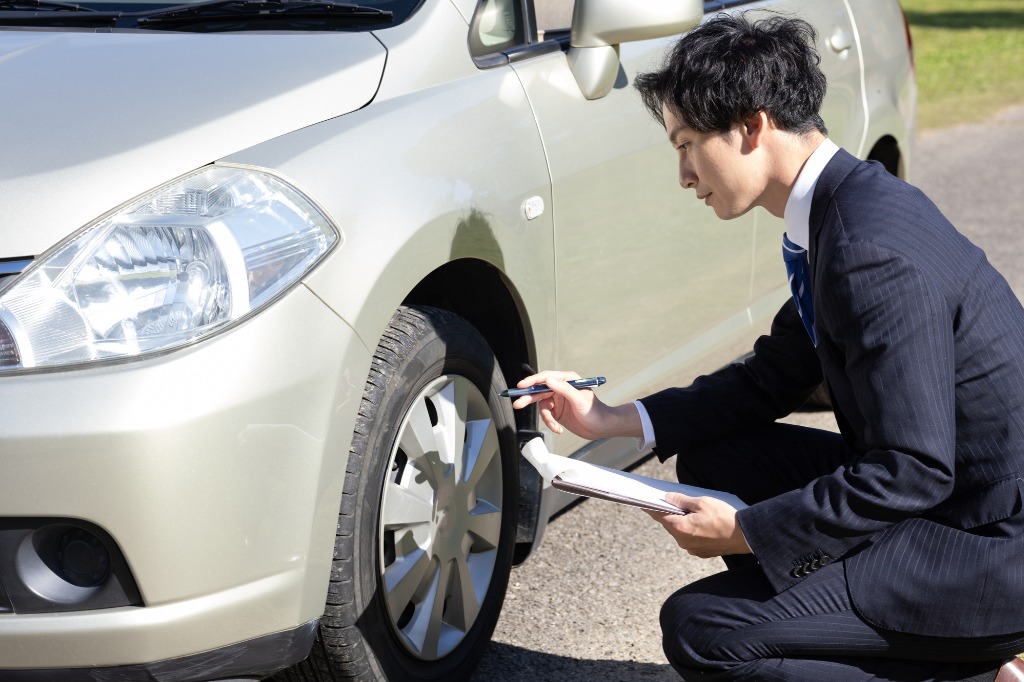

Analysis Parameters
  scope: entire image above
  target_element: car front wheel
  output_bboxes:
[281,305,519,681]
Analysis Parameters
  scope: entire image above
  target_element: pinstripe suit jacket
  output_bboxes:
[641,149,1024,638]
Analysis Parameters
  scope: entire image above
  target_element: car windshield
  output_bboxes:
[0,0,424,30]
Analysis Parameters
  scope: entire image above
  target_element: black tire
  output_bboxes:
[279,305,519,681]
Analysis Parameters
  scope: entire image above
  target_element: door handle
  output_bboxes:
[829,28,853,54]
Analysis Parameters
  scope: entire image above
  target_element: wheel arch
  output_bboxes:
[867,134,904,179]
[403,258,545,563]
[404,259,535,409]
[860,95,915,182]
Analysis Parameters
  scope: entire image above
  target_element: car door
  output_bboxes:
[744,0,868,315]
[511,9,757,458]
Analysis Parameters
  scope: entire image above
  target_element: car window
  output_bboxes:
[469,0,527,59]
[534,1,758,34]
[533,0,571,34]
[704,1,755,12]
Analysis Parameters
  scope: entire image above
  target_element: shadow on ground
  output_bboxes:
[472,642,679,681]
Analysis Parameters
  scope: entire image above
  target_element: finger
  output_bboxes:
[646,509,689,541]
[544,375,592,405]
[510,371,582,409]
[538,406,563,434]
[511,391,561,412]
[516,370,582,389]
[512,394,545,410]
[509,378,580,414]
[664,492,701,512]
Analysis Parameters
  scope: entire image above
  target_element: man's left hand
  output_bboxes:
[646,493,752,558]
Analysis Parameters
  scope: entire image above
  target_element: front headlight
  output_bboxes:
[0,165,339,371]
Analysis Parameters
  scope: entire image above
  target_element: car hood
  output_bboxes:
[0,30,386,257]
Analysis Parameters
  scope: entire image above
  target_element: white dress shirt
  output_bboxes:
[632,138,840,451]
[783,138,839,249]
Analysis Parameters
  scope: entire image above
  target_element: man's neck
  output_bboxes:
[761,131,828,218]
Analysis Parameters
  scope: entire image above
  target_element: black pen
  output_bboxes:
[499,376,606,398]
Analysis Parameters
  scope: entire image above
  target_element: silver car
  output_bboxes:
[0,0,915,679]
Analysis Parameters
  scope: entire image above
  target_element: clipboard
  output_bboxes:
[551,476,691,514]
[522,437,746,515]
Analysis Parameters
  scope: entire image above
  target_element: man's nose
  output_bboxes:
[679,165,697,189]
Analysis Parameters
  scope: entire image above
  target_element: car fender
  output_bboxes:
[222,72,557,376]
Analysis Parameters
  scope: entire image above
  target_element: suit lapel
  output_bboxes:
[807,148,860,277]
[805,149,863,445]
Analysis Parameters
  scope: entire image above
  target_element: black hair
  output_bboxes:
[634,13,828,135]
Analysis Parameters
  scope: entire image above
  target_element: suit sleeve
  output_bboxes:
[738,239,958,593]
[639,298,823,459]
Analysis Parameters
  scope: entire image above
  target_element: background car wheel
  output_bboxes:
[279,305,519,681]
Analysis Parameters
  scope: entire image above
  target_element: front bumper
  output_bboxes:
[1,620,317,681]
[0,285,369,671]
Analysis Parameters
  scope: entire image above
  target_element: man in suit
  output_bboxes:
[512,14,1024,682]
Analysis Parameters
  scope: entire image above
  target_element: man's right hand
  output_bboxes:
[510,370,642,442]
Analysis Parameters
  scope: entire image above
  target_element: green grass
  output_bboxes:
[901,0,1024,129]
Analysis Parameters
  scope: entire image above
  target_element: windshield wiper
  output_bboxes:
[136,0,392,28]
[0,0,94,10]
[0,0,391,29]
[0,0,118,26]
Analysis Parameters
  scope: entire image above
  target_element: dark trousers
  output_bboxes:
[662,423,1024,681]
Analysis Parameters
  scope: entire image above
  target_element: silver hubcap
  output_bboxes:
[378,375,503,660]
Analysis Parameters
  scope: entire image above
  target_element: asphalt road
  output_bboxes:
[471,104,1024,682]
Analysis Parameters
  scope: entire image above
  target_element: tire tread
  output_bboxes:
[275,306,514,682]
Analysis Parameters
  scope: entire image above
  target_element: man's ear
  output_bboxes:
[742,111,771,149]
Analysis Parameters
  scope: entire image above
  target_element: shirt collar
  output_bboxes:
[784,138,839,250]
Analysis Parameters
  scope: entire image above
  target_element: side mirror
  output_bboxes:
[568,0,703,100]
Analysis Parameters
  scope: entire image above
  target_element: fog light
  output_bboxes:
[13,524,113,606]
[57,528,110,588]
[1,519,141,613]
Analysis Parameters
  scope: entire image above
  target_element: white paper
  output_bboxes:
[521,437,746,513]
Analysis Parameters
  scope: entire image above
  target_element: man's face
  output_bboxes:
[662,103,764,221]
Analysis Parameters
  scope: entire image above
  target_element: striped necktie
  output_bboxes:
[782,232,816,346]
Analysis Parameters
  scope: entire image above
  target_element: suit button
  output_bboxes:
[791,566,805,578]
[810,559,820,570]
[820,555,832,566]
